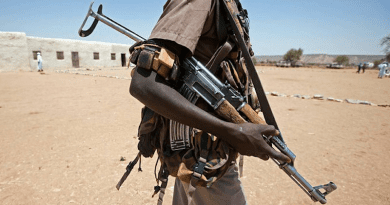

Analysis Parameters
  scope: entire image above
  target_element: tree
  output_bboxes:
[334,55,349,65]
[380,34,390,62]
[283,48,303,62]
[380,34,390,54]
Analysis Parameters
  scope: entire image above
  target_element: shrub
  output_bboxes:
[334,55,349,65]
[283,48,303,62]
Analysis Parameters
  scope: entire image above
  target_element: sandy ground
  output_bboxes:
[0,66,389,205]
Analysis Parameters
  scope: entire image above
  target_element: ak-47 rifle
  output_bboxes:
[78,2,337,204]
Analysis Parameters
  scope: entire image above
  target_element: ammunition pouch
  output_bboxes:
[137,106,163,158]
[129,42,180,81]
[136,105,236,189]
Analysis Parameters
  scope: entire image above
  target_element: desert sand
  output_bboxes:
[0,66,389,205]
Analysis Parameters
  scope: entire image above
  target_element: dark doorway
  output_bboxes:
[72,52,79,68]
[121,53,126,67]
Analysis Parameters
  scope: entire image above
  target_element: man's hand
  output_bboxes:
[228,123,291,163]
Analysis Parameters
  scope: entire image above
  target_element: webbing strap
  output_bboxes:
[116,152,141,190]
[155,164,169,205]
[188,132,210,203]
[239,155,244,177]
[157,177,168,205]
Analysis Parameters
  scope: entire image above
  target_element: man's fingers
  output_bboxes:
[258,125,289,162]
[255,139,291,163]
[256,149,290,163]
[257,154,269,161]
[267,148,291,163]
[261,125,279,136]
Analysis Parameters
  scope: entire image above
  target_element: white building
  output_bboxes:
[0,32,131,71]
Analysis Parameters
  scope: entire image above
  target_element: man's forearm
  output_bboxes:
[129,67,290,162]
[130,67,235,139]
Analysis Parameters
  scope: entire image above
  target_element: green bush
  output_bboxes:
[334,55,349,65]
[283,48,303,62]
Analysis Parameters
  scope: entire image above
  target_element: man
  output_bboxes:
[37,52,43,72]
[362,63,366,73]
[129,0,290,204]
[378,62,388,78]
[356,63,362,74]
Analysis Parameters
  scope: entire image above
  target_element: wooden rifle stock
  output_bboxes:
[215,100,280,135]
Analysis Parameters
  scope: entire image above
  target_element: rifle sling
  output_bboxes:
[116,152,141,190]
[221,0,284,142]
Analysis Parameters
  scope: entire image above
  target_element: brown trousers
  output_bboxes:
[172,165,247,205]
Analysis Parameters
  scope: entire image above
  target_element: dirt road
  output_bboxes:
[0,67,389,204]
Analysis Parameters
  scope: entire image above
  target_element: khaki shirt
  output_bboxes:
[149,0,219,64]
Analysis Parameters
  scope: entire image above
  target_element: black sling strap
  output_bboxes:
[220,0,285,142]
[116,152,141,190]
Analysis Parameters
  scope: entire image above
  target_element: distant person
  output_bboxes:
[378,62,388,79]
[356,63,363,74]
[362,63,366,73]
[386,64,390,78]
[37,52,43,72]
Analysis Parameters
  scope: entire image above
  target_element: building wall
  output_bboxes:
[26,37,130,70]
[0,32,131,71]
[0,32,31,71]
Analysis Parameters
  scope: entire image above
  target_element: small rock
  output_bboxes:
[313,94,324,100]
[327,97,335,101]
[345,99,358,104]
[293,94,301,98]
[279,94,287,97]
[302,95,311,99]
[271,92,278,96]
[358,101,371,105]
[335,99,343,102]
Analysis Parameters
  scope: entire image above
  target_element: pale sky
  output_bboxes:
[1,0,389,56]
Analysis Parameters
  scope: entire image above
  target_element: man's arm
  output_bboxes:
[130,67,291,163]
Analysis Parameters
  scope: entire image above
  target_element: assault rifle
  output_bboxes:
[78,2,337,204]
